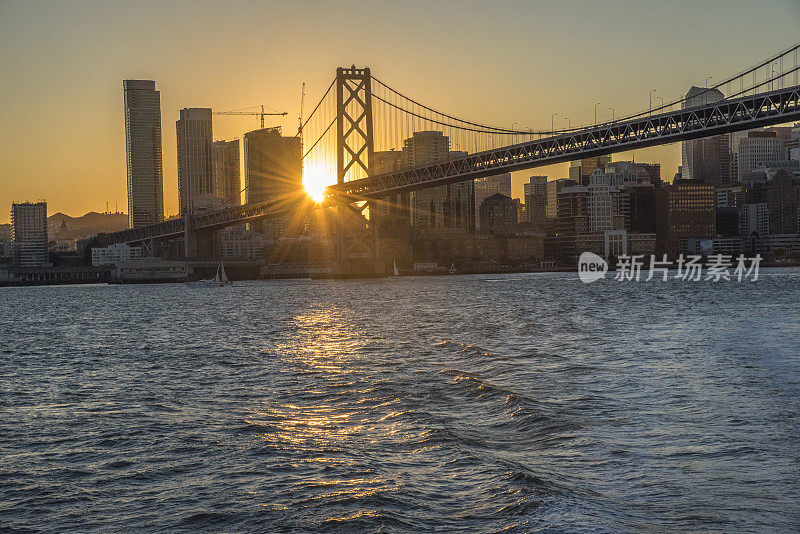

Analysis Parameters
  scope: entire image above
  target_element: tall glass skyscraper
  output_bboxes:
[176,108,214,216]
[123,80,164,228]
[681,86,729,186]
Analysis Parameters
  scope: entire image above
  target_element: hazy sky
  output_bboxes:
[1,0,799,222]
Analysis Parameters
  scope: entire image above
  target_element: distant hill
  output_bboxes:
[48,211,128,240]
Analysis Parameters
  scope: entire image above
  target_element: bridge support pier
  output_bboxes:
[333,200,383,277]
[183,212,217,260]
[332,65,384,277]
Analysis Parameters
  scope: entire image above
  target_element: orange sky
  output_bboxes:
[1,0,799,223]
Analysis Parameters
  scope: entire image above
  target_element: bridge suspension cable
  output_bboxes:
[299,42,800,187]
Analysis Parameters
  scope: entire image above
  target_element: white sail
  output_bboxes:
[393,261,400,276]
[220,262,228,283]
[214,264,221,283]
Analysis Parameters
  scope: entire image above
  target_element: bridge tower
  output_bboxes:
[334,66,383,276]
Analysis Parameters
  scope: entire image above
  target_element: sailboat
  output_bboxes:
[186,262,232,287]
[393,261,400,277]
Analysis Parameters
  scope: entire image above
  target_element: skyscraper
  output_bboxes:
[523,176,548,222]
[737,131,787,183]
[656,179,716,259]
[546,178,575,219]
[242,127,302,237]
[569,155,611,186]
[123,80,164,228]
[243,127,302,204]
[11,201,48,268]
[681,86,730,186]
[176,108,214,216]
[213,139,241,207]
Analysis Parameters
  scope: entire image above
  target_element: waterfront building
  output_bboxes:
[177,108,215,215]
[123,80,164,228]
[11,201,49,268]
[91,243,143,266]
[213,139,241,207]
[219,227,265,261]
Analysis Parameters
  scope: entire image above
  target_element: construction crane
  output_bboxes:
[297,82,306,136]
[212,105,288,129]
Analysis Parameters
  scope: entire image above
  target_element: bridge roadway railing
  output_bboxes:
[327,84,800,200]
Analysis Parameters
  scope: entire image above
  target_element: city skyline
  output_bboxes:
[1,0,799,222]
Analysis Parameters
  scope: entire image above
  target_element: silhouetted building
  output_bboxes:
[656,179,715,259]
[123,80,164,227]
[716,207,740,238]
[624,183,657,234]
[717,185,743,208]
[11,201,48,268]
[739,203,769,254]
[479,193,518,236]
[372,150,409,236]
[523,176,548,223]
[768,169,800,234]
[213,139,241,207]
[546,178,575,219]
[243,127,302,238]
[177,108,214,216]
[475,173,511,230]
[405,132,473,234]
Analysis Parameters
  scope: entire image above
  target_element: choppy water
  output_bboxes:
[2,271,800,533]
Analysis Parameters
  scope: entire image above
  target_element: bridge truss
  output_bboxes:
[328,84,800,200]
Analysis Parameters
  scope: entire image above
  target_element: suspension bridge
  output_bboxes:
[95,44,800,273]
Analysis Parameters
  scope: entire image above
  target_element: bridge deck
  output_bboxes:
[97,85,800,245]
[328,84,800,200]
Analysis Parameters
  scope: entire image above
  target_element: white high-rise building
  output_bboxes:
[737,133,787,183]
[177,108,215,215]
[123,80,164,228]
[11,201,49,268]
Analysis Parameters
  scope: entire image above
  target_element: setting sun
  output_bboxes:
[303,164,332,203]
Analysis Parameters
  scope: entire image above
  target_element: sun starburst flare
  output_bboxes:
[303,164,333,203]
